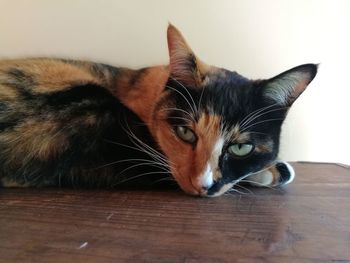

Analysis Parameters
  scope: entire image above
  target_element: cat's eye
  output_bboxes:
[175,126,197,144]
[228,143,254,157]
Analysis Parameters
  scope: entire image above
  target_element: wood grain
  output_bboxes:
[0,162,349,263]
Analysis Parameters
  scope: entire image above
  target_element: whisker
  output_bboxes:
[226,188,246,195]
[159,107,196,122]
[247,131,269,136]
[240,118,285,133]
[121,119,170,165]
[93,158,165,170]
[234,184,256,195]
[104,139,156,156]
[232,162,278,186]
[166,85,196,116]
[239,103,278,128]
[169,77,198,113]
[240,106,288,130]
[113,171,171,186]
[150,177,177,185]
[240,179,282,192]
[166,116,193,123]
[116,162,170,177]
[197,84,206,112]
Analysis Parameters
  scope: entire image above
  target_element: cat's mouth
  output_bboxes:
[183,174,234,197]
[199,181,235,197]
[201,172,257,197]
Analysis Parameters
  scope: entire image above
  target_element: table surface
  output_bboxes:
[1,162,349,263]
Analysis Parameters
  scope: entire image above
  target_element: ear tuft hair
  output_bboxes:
[263,64,318,106]
[167,24,209,87]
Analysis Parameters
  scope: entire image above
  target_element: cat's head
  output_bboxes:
[150,24,317,197]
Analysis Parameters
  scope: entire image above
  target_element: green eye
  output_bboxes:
[175,126,196,143]
[228,143,254,157]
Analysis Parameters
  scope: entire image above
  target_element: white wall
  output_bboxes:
[1,0,349,164]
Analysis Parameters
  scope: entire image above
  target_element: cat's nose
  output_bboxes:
[200,178,215,194]
[199,165,214,190]
[201,185,210,191]
[200,181,220,197]
[198,185,211,197]
[200,179,214,193]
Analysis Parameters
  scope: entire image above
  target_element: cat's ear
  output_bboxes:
[262,64,318,106]
[167,23,209,87]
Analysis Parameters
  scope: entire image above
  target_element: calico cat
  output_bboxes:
[0,24,317,197]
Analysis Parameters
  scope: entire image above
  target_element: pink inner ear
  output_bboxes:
[294,78,308,98]
[167,24,192,63]
[287,72,314,105]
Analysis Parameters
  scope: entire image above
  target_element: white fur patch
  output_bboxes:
[200,164,214,189]
[248,170,274,186]
[207,183,234,197]
[198,137,224,189]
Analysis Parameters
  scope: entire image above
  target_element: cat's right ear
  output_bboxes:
[167,24,209,87]
[262,64,318,106]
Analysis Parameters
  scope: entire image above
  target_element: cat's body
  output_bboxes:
[0,25,317,196]
[0,59,170,188]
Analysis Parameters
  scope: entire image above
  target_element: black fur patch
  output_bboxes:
[7,68,27,79]
[0,121,19,132]
[165,68,288,194]
[276,162,292,184]
[0,102,7,112]
[43,84,113,108]
[0,102,25,132]
[7,68,36,89]
[91,63,120,80]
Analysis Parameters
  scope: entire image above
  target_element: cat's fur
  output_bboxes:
[0,25,317,197]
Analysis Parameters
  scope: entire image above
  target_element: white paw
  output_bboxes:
[247,170,274,187]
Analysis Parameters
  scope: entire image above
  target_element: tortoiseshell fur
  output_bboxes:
[0,59,166,188]
[0,25,317,196]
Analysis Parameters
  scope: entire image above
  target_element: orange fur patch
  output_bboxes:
[255,140,274,153]
[115,66,169,124]
[0,120,68,163]
[34,61,98,92]
[0,59,102,94]
[151,110,222,194]
[225,125,251,143]
[192,113,222,184]
[0,84,19,100]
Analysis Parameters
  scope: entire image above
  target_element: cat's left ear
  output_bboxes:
[262,64,318,106]
[167,24,209,87]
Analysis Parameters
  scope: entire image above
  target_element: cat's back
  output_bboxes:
[0,58,123,137]
[0,58,122,146]
[0,58,134,187]
[0,58,119,93]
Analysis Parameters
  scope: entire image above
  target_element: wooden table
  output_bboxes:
[1,162,349,263]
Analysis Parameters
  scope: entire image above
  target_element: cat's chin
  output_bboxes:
[198,182,234,197]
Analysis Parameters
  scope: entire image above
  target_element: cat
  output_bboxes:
[0,24,317,197]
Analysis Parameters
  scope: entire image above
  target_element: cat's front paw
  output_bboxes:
[247,161,295,187]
